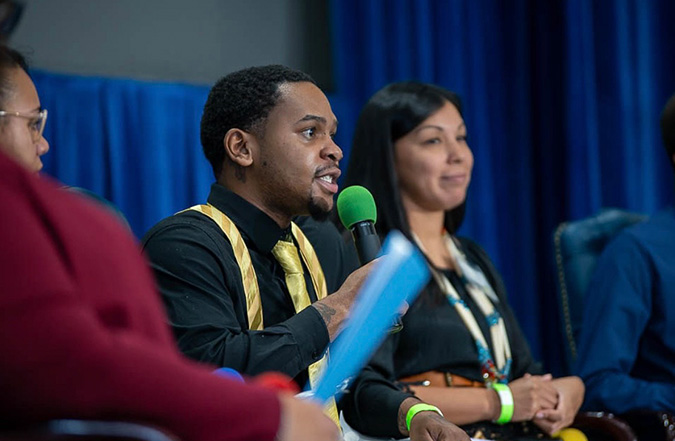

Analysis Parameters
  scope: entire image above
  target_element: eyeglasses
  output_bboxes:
[0,109,48,142]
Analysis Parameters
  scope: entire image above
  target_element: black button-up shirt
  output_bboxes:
[141,184,356,386]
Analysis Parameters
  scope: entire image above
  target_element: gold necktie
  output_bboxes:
[272,238,341,428]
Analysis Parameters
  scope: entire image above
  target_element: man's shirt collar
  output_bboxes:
[207,183,290,254]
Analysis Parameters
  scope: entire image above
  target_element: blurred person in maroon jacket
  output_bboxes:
[0,45,339,441]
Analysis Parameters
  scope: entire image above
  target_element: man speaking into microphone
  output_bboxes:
[142,65,468,441]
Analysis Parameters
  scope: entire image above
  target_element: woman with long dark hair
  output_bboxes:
[340,82,584,441]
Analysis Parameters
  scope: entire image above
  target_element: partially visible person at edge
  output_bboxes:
[339,81,585,441]
[0,44,340,441]
[141,66,469,441]
[575,93,675,415]
[0,47,49,171]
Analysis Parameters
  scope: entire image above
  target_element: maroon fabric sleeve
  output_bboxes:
[0,153,280,441]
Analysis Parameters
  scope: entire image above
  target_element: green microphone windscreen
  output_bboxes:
[337,185,377,229]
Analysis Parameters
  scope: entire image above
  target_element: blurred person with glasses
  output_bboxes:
[0,46,49,172]
[0,44,341,441]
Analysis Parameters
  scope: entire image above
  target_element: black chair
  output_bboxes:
[65,187,131,231]
[554,208,675,441]
[553,208,647,373]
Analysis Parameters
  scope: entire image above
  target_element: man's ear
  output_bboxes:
[224,128,255,167]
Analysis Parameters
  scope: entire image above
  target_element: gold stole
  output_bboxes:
[186,204,340,427]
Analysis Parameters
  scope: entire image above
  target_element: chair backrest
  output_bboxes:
[553,208,647,374]
[66,186,131,231]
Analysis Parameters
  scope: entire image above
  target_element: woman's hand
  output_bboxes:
[532,376,585,435]
[507,373,559,422]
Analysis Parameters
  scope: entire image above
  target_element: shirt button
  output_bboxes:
[312,351,319,359]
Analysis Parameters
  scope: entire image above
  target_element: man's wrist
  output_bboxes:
[398,397,420,435]
[406,403,444,432]
[311,296,348,341]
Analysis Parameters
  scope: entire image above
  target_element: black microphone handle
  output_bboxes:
[350,221,381,265]
[350,220,403,333]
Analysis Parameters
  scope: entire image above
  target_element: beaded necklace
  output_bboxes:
[415,233,512,385]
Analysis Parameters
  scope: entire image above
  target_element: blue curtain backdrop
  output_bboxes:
[36,0,675,372]
[328,0,675,371]
[36,71,213,238]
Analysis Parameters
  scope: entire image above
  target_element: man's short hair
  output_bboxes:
[0,45,28,109]
[200,65,316,178]
[661,93,675,170]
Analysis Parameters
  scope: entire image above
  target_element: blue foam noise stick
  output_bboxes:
[309,230,430,404]
[213,367,245,383]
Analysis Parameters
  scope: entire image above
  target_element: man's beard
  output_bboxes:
[308,197,331,222]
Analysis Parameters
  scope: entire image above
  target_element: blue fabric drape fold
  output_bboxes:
[36,71,212,239]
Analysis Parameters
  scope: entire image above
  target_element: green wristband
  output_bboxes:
[489,383,514,424]
[405,403,444,432]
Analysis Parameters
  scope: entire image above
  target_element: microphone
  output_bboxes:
[337,185,403,332]
[336,185,380,265]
